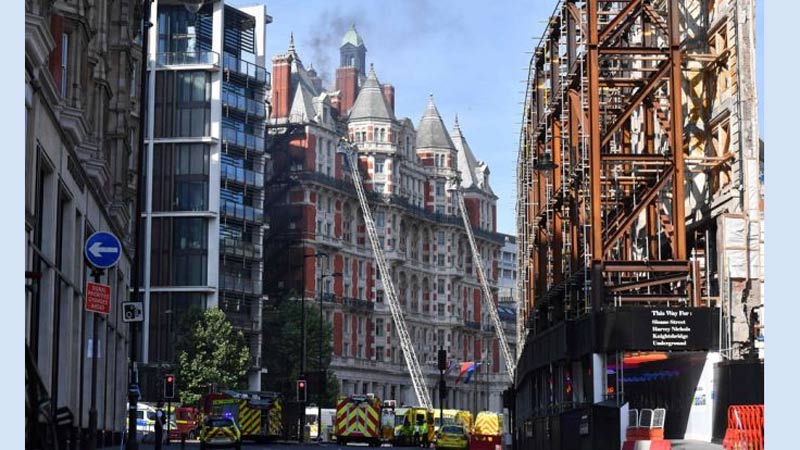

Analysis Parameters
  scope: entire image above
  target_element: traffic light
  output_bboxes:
[438,349,447,372]
[164,374,175,399]
[297,379,307,402]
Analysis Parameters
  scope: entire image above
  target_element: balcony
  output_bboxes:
[223,53,270,86]
[317,233,342,249]
[155,51,219,70]
[222,90,266,120]
[220,200,264,223]
[221,163,264,189]
[342,297,375,313]
[219,274,263,296]
[385,247,406,262]
[465,320,482,331]
[222,126,265,154]
[219,237,262,260]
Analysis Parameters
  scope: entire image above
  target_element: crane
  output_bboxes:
[447,178,516,381]
[336,139,433,409]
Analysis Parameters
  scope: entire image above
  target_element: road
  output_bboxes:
[137,443,427,450]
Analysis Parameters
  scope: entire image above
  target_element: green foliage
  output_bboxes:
[176,307,251,405]
[262,292,340,406]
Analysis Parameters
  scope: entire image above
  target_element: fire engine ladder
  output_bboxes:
[449,180,516,381]
[337,140,433,410]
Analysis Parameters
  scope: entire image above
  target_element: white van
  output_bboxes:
[305,406,336,441]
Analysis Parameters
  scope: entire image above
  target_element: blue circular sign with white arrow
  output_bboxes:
[85,231,122,269]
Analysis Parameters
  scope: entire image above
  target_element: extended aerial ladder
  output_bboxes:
[447,179,516,381]
[337,140,433,410]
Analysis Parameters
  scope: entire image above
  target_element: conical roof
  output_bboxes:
[451,116,479,188]
[341,24,364,47]
[416,95,455,150]
[349,65,393,120]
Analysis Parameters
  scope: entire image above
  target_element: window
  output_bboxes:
[150,217,208,286]
[154,71,211,137]
[437,279,445,294]
[374,183,385,194]
[344,342,350,356]
[358,318,364,333]
[357,344,363,359]
[436,182,445,196]
[376,319,385,336]
[358,287,365,299]
[153,144,210,211]
[376,291,384,303]
[375,212,385,227]
[375,158,385,173]
[376,346,384,361]
[359,261,364,277]
[438,254,445,266]
[344,314,350,332]
[437,231,445,245]
[60,33,69,97]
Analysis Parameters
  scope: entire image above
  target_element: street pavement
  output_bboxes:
[134,441,722,450]
[135,443,423,450]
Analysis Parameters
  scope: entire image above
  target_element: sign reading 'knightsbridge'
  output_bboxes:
[649,309,695,348]
[598,307,719,352]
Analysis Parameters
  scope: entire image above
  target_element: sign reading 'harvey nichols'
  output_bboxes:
[650,309,694,347]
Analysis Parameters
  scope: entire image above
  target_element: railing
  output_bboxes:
[219,274,263,296]
[222,126,265,153]
[220,200,263,223]
[219,237,262,260]
[221,163,264,188]
[223,53,270,85]
[318,233,342,247]
[222,91,266,119]
[155,51,219,68]
[342,297,375,312]
[465,320,482,331]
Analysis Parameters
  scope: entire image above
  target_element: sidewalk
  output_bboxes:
[670,440,724,449]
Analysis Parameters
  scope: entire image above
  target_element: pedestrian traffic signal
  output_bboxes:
[164,374,175,399]
[297,379,307,402]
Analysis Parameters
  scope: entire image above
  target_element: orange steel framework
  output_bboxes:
[517,0,701,331]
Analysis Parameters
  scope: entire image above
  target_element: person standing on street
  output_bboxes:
[155,403,166,450]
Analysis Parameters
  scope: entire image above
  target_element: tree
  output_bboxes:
[262,292,340,405]
[176,307,251,405]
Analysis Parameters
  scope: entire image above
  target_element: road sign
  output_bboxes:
[85,231,122,269]
[122,302,144,322]
[86,281,111,314]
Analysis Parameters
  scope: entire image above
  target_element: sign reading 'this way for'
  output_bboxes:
[650,309,693,347]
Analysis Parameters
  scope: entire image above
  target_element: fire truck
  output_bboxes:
[334,395,383,447]
[202,390,283,443]
[469,412,502,450]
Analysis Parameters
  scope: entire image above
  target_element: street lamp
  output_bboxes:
[299,251,327,443]
[317,271,342,440]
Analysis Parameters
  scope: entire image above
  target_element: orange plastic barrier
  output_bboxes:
[722,404,764,450]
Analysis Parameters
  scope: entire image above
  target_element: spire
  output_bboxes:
[416,94,456,150]
[349,64,393,120]
[341,24,365,48]
[289,32,295,52]
[454,114,460,130]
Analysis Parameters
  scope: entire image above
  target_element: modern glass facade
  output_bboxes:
[140,1,270,394]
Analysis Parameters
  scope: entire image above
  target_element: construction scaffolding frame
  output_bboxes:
[518,0,700,333]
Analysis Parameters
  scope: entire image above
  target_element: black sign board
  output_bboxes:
[597,307,719,352]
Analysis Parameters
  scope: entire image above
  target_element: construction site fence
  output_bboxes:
[722,405,764,450]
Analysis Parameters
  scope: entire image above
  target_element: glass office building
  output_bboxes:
[140,0,271,396]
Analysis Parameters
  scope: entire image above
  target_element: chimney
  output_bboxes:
[271,54,292,120]
[382,84,395,115]
[335,66,358,116]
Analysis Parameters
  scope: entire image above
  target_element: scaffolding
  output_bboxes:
[517,0,700,333]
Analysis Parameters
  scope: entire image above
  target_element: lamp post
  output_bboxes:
[299,252,327,443]
[318,271,342,441]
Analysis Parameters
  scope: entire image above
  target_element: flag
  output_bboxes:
[445,361,458,376]
[455,362,474,383]
[464,362,482,384]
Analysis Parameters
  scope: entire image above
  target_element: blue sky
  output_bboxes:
[232,0,765,235]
